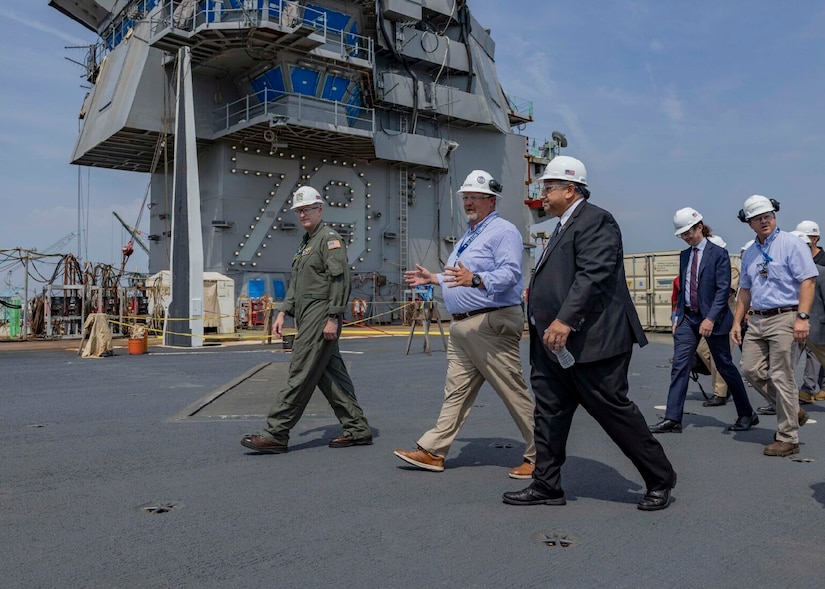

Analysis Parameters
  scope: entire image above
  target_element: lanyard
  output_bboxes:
[455,212,498,259]
[755,228,778,265]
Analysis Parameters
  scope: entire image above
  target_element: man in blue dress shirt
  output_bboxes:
[394,170,536,480]
[732,196,818,457]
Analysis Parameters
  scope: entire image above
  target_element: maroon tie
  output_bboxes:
[689,247,699,310]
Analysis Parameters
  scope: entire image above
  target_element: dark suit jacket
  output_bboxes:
[675,241,733,335]
[529,200,647,363]
[809,265,825,345]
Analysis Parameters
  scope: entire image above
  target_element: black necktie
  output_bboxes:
[549,221,563,243]
[538,222,563,267]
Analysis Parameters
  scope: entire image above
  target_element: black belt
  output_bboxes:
[749,306,798,317]
[452,305,516,322]
[686,307,701,315]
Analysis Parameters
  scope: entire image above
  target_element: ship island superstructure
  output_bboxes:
[50,0,542,325]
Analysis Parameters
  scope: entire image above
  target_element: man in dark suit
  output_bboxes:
[792,230,825,385]
[502,156,676,511]
[649,209,758,433]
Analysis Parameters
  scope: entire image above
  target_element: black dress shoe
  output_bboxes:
[638,488,672,511]
[728,413,759,431]
[328,434,373,448]
[756,404,776,415]
[649,419,683,434]
[502,485,566,506]
[638,472,676,511]
[241,434,288,454]
[702,395,727,407]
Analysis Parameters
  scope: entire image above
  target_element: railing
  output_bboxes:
[147,1,374,62]
[85,1,374,84]
[212,88,375,135]
[323,25,374,63]
[148,1,327,36]
[102,0,163,50]
[506,94,533,120]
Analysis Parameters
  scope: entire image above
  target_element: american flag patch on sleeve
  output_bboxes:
[327,239,341,249]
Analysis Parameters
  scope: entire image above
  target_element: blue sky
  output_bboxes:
[0,2,151,290]
[1,1,823,290]
[471,0,824,251]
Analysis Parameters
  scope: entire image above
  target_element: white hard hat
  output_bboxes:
[740,239,754,252]
[790,230,812,245]
[707,234,727,248]
[537,155,587,186]
[739,194,777,221]
[457,170,502,196]
[673,207,703,235]
[795,220,820,236]
[290,186,323,210]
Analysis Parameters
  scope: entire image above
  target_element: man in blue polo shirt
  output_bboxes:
[732,195,818,457]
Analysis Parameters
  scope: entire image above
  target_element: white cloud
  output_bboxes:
[0,7,89,47]
[660,89,684,123]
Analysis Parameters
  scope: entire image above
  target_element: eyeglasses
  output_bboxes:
[540,183,568,194]
[748,213,775,224]
[679,225,700,238]
[295,206,321,216]
[460,195,492,202]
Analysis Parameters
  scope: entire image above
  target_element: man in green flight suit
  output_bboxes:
[241,186,372,453]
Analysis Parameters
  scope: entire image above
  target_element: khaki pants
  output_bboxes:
[696,337,734,398]
[741,313,800,443]
[417,306,535,461]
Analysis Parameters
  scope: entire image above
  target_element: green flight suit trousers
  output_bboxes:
[264,299,370,444]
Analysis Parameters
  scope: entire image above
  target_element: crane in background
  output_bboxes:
[36,231,82,255]
[112,212,149,257]
[112,210,150,282]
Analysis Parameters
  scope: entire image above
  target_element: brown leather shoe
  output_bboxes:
[799,390,815,404]
[508,460,535,480]
[815,390,825,401]
[328,434,373,448]
[393,447,445,472]
[799,409,809,426]
[763,441,800,457]
[241,434,288,454]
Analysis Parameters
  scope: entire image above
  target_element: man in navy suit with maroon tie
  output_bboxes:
[649,208,757,434]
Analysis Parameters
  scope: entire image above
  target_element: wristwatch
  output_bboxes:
[328,314,341,319]
[798,312,810,320]
[471,274,482,288]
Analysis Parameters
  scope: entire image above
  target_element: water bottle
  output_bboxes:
[552,346,575,369]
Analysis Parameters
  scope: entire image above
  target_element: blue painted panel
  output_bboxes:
[290,66,320,97]
[321,75,350,103]
[202,0,220,22]
[251,66,285,102]
[273,280,286,299]
[305,4,352,33]
[346,85,364,124]
[248,279,265,299]
[305,4,359,52]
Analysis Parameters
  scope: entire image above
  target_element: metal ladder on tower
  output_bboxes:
[398,115,410,277]
[399,164,409,276]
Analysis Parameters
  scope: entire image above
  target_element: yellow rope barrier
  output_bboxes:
[103,300,426,342]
